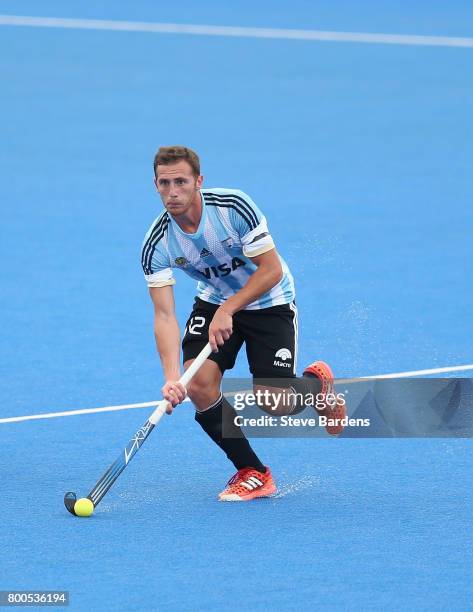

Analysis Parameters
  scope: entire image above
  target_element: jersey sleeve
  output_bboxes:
[228,190,276,258]
[141,224,176,288]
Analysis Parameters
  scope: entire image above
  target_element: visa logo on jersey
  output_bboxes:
[198,257,246,279]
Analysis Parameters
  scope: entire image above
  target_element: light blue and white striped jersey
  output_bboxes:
[141,188,295,310]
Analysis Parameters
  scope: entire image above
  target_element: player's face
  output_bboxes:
[154,161,203,215]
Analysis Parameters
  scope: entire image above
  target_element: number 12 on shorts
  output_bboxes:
[185,316,206,336]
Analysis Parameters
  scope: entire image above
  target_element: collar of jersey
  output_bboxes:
[169,191,206,239]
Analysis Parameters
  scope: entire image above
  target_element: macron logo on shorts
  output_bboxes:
[274,348,292,368]
[275,348,292,361]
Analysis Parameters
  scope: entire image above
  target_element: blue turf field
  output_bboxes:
[1,2,473,610]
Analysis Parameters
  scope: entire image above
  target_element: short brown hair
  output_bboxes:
[153,146,200,178]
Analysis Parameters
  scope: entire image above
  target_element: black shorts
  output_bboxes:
[182,297,298,378]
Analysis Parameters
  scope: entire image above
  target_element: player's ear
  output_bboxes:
[153,176,159,191]
[196,174,204,189]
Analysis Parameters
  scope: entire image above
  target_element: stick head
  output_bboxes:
[64,491,78,515]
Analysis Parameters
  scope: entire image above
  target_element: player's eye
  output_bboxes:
[176,179,186,185]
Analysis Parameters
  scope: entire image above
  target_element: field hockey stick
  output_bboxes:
[64,342,212,515]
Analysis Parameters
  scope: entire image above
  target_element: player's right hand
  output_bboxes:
[209,306,233,352]
[161,380,187,414]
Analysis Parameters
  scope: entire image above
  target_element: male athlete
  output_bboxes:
[142,146,345,501]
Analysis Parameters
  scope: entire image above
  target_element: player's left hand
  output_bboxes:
[209,306,233,352]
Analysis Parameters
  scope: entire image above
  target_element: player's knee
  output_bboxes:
[187,376,219,408]
[184,359,222,409]
[186,378,204,403]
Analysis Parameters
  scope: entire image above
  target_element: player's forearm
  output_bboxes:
[153,314,181,379]
[222,263,283,314]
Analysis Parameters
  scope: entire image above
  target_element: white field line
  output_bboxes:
[1,363,472,425]
[0,398,189,424]
[337,363,473,384]
[0,15,472,48]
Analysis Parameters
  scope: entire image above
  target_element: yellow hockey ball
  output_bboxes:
[74,498,94,517]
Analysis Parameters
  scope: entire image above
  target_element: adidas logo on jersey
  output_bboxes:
[221,237,234,248]
[273,348,292,368]
[200,248,211,258]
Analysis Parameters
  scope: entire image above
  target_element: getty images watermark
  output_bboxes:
[221,377,473,438]
[232,388,369,430]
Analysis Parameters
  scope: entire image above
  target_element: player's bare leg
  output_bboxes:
[184,358,223,411]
